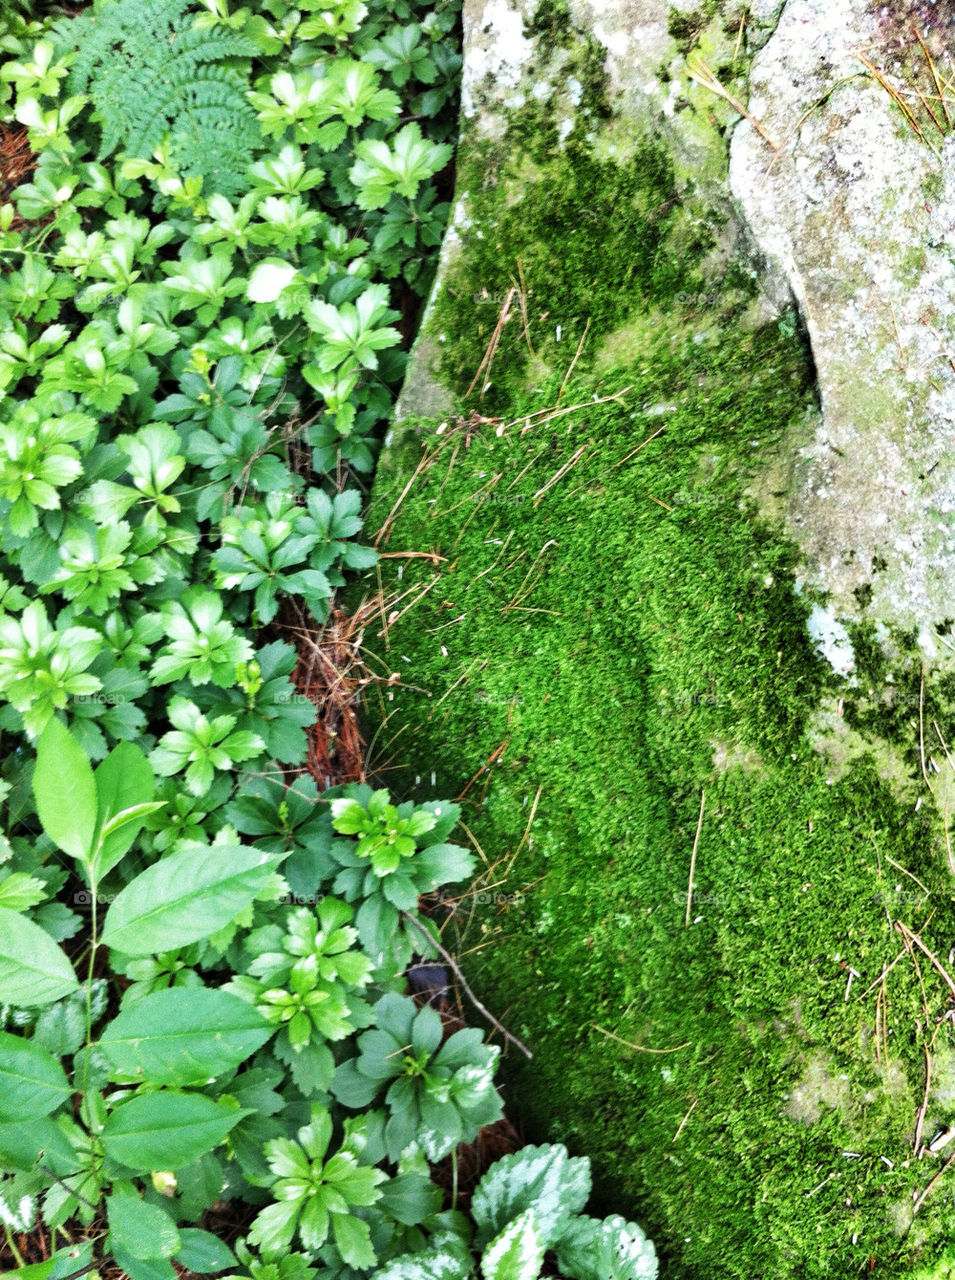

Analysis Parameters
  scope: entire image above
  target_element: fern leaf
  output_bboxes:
[55,0,259,194]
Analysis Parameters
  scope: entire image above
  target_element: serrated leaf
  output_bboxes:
[553,1214,658,1280]
[33,719,96,863]
[98,988,271,1085]
[0,1032,70,1122]
[102,1091,249,1172]
[0,908,79,1008]
[100,845,276,955]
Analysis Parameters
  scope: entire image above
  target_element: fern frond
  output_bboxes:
[55,0,260,194]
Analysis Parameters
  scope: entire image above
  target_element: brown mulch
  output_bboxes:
[0,122,45,234]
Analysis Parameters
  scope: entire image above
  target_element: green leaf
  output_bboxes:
[471,1145,591,1250]
[100,844,277,955]
[0,873,46,912]
[33,718,96,863]
[0,908,79,1007]
[552,1214,658,1280]
[0,1031,70,1122]
[93,740,157,875]
[110,1248,177,1280]
[107,1191,181,1260]
[331,1211,377,1270]
[481,1208,545,1280]
[174,1228,236,1274]
[102,1090,250,1171]
[7,1262,55,1280]
[99,988,272,1085]
[0,1116,76,1172]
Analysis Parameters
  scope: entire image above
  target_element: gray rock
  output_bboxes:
[730,0,955,641]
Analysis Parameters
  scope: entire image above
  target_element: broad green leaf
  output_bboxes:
[174,1228,236,1273]
[481,1209,544,1280]
[100,844,277,955]
[553,1214,658,1280]
[93,740,158,875]
[107,1190,181,1260]
[99,988,272,1084]
[102,1090,250,1171]
[33,718,96,863]
[0,1031,70,1122]
[110,1248,177,1280]
[0,907,79,1007]
[8,1262,54,1279]
[0,1116,76,1172]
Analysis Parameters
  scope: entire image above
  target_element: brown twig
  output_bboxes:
[685,790,706,927]
[915,1044,932,1155]
[913,1150,955,1214]
[594,1025,691,1055]
[896,920,955,1002]
[466,288,516,400]
[402,910,533,1058]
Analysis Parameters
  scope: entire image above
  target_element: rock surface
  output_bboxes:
[400,0,955,659]
[730,0,955,646]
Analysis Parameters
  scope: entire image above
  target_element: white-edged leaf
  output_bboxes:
[481,1208,544,1280]
[471,1144,591,1249]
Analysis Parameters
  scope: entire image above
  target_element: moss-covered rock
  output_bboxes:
[731,0,955,634]
[363,0,955,1275]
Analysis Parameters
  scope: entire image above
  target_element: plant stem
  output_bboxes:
[81,874,99,1097]
[4,1226,25,1267]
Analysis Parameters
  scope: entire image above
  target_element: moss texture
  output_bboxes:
[358,27,955,1280]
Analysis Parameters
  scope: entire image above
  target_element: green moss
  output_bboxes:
[363,55,955,1280]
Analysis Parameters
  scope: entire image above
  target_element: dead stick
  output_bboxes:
[896,921,955,1002]
[915,1044,932,1155]
[594,1024,691,1055]
[685,789,706,927]
[913,1150,955,1214]
[401,910,533,1059]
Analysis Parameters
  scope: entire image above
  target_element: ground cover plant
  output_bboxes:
[0,1,663,1277]
[358,36,955,1279]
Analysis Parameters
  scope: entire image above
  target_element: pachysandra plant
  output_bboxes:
[0,0,659,1275]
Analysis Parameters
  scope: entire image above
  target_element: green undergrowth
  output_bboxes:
[359,99,955,1279]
